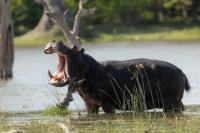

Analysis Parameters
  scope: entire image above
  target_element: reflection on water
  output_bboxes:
[0,42,200,112]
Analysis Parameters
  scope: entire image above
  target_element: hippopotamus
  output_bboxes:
[44,40,191,113]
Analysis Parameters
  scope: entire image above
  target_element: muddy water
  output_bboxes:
[0,42,200,112]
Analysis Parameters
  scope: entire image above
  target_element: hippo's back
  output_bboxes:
[101,58,182,74]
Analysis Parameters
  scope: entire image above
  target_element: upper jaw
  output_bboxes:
[44,41,70,87]
[44,41,57,54]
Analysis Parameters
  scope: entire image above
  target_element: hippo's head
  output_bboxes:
[44,40,85,87]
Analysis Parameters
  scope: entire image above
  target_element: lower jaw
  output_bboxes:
[48,72,69,87]
[48,79,69,87]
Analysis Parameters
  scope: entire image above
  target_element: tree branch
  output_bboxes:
[72,0,96,37]
[36,0,95,49]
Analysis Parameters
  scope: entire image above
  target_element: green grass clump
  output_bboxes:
[42,106,70,116]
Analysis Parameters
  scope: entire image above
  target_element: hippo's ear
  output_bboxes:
[79,48,85,54]
[56,40,64,44]
[72,46,78,51]
[55,41,71,55]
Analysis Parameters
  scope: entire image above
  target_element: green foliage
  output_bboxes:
[10,0,200,36]
[10,0,43,35]
[15,26,200,46]
[84,0,153,24]
[43,106,71,116]
[63,0,199,26]
[164,0,192,9]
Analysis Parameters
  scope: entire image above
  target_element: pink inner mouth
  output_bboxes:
[48,54,69,86]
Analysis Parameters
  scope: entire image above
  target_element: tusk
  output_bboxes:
[48,70,54,78]
[64,70,67,79]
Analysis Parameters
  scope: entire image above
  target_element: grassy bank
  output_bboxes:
[14,28,67,47]
[14,25,200,47]
[1,113,200,133]
[1,105,200,133]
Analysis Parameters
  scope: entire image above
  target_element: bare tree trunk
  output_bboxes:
[180,0,189,19]
[35,0,95,49]
[153,0,165,22]
[33,1,67,33]
[0,0,14,79]
[181,6,188,19]
[36,0,95,107]
[189,0,200,22]
[33,9,54,32]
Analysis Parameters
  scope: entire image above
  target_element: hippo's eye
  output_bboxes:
[72,46,78,51]
[79,48,85,54]
[56,41,64,47]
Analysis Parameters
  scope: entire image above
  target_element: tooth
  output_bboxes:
[48,70,53,78]
[64,71,67,78]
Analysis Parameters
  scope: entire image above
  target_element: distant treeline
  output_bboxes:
[11,0,200,35]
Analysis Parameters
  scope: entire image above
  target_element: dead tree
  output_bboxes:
[36,0,95,107]
[33,10,54,33]
[0,0,14,79]
[35,0,95,49]
[33,0,65,33]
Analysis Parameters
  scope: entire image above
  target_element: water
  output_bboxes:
[0,42,199,112]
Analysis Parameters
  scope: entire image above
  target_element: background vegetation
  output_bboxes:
[10,0,200,45]
[10,0,43,35]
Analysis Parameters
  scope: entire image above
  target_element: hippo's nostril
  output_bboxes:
[44,47,53,54]
[44,40,58,54]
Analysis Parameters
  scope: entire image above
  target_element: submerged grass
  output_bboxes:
[1,112,200,133]
[71,114,200,133]
[42,106,71,116]
[0,111,12,117]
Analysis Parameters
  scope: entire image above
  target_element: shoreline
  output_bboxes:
[14,26,200,47]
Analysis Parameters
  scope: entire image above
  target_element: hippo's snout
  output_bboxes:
[44,40,57,54]
[44,46,55,54]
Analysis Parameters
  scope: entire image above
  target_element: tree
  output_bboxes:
[35,0,95,49]
[36,0,95,107]
[0,0,14,79]
[189,0,200,22]
[33,0,66,33]
[152,0,165,22]
[33,9,54,33]
[10,0,42,35]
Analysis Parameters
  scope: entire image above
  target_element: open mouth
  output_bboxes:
[44,42,69,87]
[48,54,69,87]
